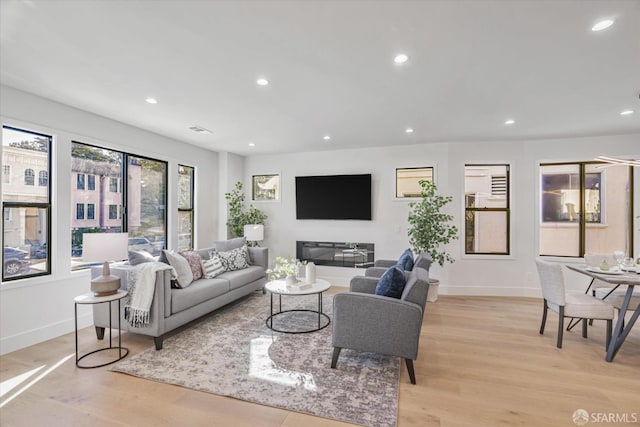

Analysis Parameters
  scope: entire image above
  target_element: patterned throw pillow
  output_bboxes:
[201,255,225,278]
[179,251,203,281]
[217,246,250,272]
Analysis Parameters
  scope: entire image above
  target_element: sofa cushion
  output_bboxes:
[201,255,225,278]
[163,250,194,288]
[217,246,250,272]
[398,249,414,271]
[375,265,406,299]
[217,265,265,290]
[195,246,216,261]
[180,251,203,281]
[171,278,230,314]
[214,237,246,252]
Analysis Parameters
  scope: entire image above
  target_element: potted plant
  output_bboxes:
[407,180,459,300]
[224,181,268,241]
[267,257,301,285]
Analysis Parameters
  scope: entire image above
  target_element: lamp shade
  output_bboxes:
[82,232,129,262]
[244,224,264,241]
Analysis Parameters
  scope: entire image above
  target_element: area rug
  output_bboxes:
[111,291,400,427]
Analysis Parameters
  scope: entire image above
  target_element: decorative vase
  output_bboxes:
[285,275,298,286]
[305,262,316,284]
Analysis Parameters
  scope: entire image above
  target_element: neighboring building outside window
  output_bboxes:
[539,162,633,257]
[87,174,95,190]
[24,168,34,186]
[396,167,434,198]
[87,203,95,220]
[464,164,510,255]
[38,170,48,186]
[2,165,10,184]
[109,177,118,192]
[178,165,194,251]
[77,173,85,190]
[108,204,118,220]
[2,126,52,281]
[76,203,84,220]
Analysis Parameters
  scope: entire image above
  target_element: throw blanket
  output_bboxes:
[125,262,177,328]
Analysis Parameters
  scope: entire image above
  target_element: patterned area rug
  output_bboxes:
[111,291,400,427]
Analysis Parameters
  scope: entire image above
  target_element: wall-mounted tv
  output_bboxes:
[295,174,372,220]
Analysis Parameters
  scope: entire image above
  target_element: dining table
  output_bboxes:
[566,264,640,362]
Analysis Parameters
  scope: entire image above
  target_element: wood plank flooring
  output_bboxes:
[1,290,639,427]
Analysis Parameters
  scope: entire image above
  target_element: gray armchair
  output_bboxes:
[365,252,433,279]
[330,266,430,384]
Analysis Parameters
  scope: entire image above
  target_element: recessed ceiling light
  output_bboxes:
[504,119,515,125]
[323,135,331,141]
[592,19,614,32]
[394,54,408,64]
[405,128,414,133]
[620,110,634,116]
[248,142,255,147]
[256,78,269,86]
[145,97,158,104]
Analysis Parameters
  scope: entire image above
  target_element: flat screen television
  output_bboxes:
[295,174,372,220]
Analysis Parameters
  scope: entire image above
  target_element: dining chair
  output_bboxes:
[535,259,614,349]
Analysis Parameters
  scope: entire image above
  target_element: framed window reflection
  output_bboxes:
[396,167,434,198]
[252,174,280,201]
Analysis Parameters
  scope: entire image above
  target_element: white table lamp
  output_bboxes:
[244,224,264,246]
[82,232,129,296]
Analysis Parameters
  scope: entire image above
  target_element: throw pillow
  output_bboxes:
[163,250,194,288]
[213,237,247,252]
[128,250,155,266]
[217,245,250,272]
[201,255,225,278]
[179,251,203,281]
[398,249,414,271]
[375,264,406,299]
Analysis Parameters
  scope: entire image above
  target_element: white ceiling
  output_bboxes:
[1,0,639,156]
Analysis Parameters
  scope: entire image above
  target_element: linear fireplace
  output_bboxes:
[296,241,374,268]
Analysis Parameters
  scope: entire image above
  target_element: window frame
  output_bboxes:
[2,125,52,282]
[178,164,195,251]
[464,164,511,256]
[539,161,634,258]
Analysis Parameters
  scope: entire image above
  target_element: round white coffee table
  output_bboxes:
[264,278,331,333]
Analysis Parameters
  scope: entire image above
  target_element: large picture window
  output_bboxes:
[464,164,510,255]
[396,167,434,198]
[2,126,52,281]
[178,165,195,251]
[539,162,633,257]
[71,142,167,269]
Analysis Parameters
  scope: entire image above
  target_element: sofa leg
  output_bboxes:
[405,359,416,385]
[154,336,164,350]
[331,347,341,368]
[95,326,105,340]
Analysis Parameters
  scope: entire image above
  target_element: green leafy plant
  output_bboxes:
[224,181,268,239]
[407,180,459,266]
[266,256,300,281]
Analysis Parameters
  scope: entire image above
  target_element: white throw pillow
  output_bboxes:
[201,255,225,278]
[163,250,194,288]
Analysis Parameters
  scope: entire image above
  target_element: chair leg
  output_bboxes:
[405,359,416,385]
[154,336,164,350]
[605,319,612,349]
[582,319,588,339]
[95,326,105,340]
[557,307,564,348]
[539,299,548,335]
[331,347,341,369]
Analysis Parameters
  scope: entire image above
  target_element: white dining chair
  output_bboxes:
[535,259,614,349]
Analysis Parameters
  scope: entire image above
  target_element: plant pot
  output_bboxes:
[427,279,439,302]
[285,275,298,286]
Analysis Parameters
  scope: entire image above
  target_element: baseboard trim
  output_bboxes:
[439,285,541,298]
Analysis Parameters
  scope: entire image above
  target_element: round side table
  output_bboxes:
[74,290,129,369]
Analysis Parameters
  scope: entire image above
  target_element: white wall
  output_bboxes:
[217,152,245,240]
[244,134,640,294]
[0,86,220,355]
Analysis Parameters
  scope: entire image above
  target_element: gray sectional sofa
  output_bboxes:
[92,244,268,350]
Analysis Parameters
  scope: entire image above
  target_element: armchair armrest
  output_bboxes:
[349,276,378,294]
[332,292,423,360]
[248,247,268,269]
[374,259,397,268]
[364,266,387,278]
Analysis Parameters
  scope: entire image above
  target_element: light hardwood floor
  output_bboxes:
[1,290,639,427]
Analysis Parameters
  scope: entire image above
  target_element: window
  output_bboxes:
[38,170,48,186]
[252,174,280,201]
[178,165,194,251]
[3,165,10,184]
[24,168,34,186]
[77,173,85,190]
[76,203,85,220]
[464,165,510,255]
[396,167,434,198]
[2,126,52,281]
[71,142,167,269]
[539,162,633,257]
